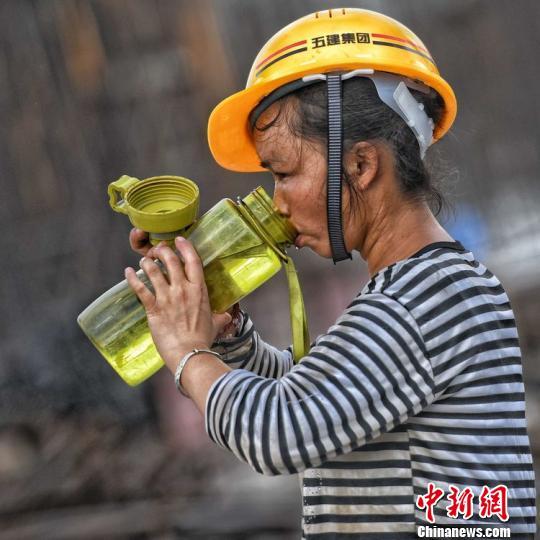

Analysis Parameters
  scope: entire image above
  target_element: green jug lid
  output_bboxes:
[108,175,200,237]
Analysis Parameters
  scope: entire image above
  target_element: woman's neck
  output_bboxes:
[359,202,454,277]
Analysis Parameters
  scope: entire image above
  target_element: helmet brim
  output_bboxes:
[207,65,457,173]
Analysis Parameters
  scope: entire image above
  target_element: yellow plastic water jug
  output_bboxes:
[78,175,309,386]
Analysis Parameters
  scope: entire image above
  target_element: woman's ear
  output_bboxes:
[342,141,380,191]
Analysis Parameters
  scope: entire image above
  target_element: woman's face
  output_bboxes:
[253,104,355,258]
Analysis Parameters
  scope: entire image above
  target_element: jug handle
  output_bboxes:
[108,175,140,214]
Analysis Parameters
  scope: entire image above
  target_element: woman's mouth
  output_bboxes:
[294,234,305,248]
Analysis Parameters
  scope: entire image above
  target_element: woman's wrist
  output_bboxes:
[161,341,211,374]
[175,348,223,396]
[178,350,231,411]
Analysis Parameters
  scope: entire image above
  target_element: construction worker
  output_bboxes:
[126,9,536,538]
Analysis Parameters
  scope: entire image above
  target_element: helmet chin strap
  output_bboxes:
[326,74,352,263]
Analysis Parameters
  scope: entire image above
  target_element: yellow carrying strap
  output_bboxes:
[236,199,310,363]
[284,256,310,363]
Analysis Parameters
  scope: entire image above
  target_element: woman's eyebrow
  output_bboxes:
[260,156,286,170]
[260,160,274,170]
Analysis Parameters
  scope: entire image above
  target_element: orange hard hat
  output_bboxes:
[208,8,457,173]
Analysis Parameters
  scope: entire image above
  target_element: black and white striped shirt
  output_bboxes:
[206,241,537,538]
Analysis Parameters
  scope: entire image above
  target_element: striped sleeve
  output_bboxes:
[205,293,435,476]
[211,311,294,378]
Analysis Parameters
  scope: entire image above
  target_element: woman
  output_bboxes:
[126,8,536,539]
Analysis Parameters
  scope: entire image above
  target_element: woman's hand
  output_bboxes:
[124,236,232,373]
[128,228,241,341]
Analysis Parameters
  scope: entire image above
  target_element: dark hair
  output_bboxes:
[254,76,448,217]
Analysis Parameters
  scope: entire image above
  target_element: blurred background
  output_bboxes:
[1,0,539,538]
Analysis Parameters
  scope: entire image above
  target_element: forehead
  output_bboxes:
[252,102,299,164]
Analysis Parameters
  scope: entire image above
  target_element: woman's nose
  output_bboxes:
[273,187,290,217]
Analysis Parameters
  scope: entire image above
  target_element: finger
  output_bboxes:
[125,267,156,310]
[153,245,186,285]
[139,256,169,297]
[129,228,152,256]
[175,237,204,284]
[212,312,233,337]
[214,315,237,340]
[146,241,168,261]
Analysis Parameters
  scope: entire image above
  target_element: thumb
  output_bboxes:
[212,312,233,336]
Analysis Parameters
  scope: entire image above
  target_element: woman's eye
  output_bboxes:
[274,172,288,181]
